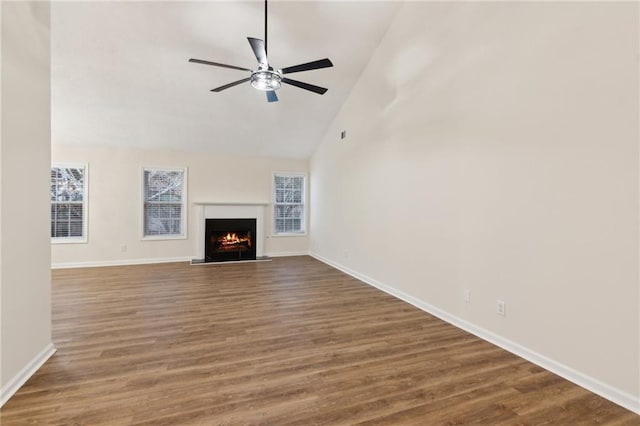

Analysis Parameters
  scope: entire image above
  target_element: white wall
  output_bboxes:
[1,1,55,405]
[51,144,309,267]
[310,1,639,412]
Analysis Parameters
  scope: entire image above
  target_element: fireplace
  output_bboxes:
[193,203,267,265]
[205,218,257,262]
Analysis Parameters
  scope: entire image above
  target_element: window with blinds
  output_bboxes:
[143,168,186,238]
[273,173,305,234]
[51,165,87,242]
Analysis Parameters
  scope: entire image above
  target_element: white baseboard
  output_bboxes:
[52,253,311,269]
[1,343,56,407]
[264,251,309,258]
[309,252,640,415]
[51,256,192,269]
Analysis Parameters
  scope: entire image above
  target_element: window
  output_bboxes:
[273,173,305,234]
[51,164,87,243]
[143,168,187,239]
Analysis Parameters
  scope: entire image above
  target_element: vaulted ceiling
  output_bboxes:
[51,1,400,159]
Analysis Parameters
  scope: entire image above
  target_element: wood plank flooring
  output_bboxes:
[1,256,638,425]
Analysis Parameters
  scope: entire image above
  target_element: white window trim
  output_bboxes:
[272,171,307,236]
[141,166,188,241]
[51,162,89,244]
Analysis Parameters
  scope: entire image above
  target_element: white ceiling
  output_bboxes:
[51,1,400,159]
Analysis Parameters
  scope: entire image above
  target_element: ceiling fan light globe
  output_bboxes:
[250,70,282,91]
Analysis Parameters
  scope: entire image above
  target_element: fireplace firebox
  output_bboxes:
[205,218,257,262]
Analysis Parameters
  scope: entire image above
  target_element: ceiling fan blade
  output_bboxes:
[188,58,252,72]
[266,91,278,103]
[281,58,333,74]
[247,37,268,67]
[211,77,251,92]
[282,78,328,95]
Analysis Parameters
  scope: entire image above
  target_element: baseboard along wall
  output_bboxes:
[51,256,193,269]
[0,343,56,408]
[52,252,311,269]
[263,251,309,258]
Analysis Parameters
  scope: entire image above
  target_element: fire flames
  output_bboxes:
[216,232,251,251]
[223,232,240,243]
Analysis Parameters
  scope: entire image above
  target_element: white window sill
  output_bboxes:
[141,234,187,241]
[52,237,87,245]
[270,232,307,237]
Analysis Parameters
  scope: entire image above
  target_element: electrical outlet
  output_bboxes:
[120,244,127,252]
[463,289,471,303]
[496,300,506,316]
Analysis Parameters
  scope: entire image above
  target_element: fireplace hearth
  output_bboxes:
[205,218,257,262]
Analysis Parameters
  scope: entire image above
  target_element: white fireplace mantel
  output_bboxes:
[194,202,270,260]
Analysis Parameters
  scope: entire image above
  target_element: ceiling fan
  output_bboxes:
[189,0,333,103]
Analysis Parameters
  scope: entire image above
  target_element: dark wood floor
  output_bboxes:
[1,256,637,425]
